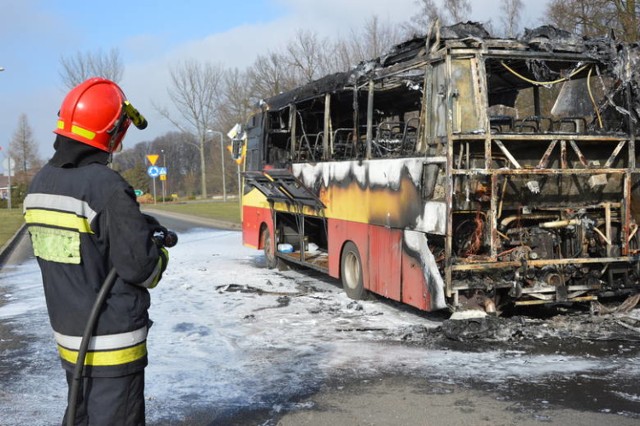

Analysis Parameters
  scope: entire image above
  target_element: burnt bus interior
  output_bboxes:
[443,29,640,309]
[241,22,640,310]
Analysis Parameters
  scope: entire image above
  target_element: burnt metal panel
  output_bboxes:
[244,170,325,209]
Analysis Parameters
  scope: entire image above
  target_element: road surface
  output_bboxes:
[1,211,639,425]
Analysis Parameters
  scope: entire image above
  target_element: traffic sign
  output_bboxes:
[160,175,167,181]
[147,166,160,178]
[146,154,159,166]
[159,167,167,175]
[134,189,144,197]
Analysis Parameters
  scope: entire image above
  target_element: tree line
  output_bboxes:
[5,0,639,203]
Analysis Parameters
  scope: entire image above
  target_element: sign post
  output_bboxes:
[159,167,167,203]
[146,155,160,204]
[147,165,160,205]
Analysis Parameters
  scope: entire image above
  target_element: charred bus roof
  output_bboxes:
[263,21,640,121]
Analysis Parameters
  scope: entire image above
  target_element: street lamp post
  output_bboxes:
[199,134,207,199]
[161,149,166,203]
[7,157,11,210]
[207,129,226,202]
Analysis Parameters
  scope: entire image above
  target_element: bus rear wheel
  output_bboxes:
[261,226,278,269]
[341,241,365,300]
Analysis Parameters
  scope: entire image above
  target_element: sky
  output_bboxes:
[1,227,639,424]
[0,0,550,174]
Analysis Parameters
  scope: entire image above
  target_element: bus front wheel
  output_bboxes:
[341,242,365,300]
[262,226,278,269]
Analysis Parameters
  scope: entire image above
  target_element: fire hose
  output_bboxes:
[66,228,178,426]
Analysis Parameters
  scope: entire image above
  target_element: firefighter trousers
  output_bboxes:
[62,370,145,426]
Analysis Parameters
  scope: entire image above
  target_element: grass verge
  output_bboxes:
[143,200,241,224]
[0,209,24,248]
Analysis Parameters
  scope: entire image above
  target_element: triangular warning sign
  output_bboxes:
[146,154,159,165]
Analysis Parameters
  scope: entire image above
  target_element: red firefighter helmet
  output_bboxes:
[54,77,131,153]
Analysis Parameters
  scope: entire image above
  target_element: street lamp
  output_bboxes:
[161,149,166,203]
[198,133,207,199]
[207,129,226,202]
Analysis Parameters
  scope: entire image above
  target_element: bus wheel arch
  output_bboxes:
[260,224,278,269]
[340,241,366,300]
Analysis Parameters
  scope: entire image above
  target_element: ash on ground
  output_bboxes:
[389,303,640,357]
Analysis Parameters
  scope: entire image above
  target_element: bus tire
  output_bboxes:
[261,226,278,269]
[341,241,365,300]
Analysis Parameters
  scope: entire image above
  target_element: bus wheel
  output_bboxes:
[341,242,365,300]
[261,227,278,269]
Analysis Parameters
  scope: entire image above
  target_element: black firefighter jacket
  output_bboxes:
[23,138,164,378]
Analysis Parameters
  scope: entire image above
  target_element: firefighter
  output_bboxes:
[23,77,169,425]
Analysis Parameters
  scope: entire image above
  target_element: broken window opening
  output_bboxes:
[485,57,629,136]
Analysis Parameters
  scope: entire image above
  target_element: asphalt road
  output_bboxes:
[1,212,639,426]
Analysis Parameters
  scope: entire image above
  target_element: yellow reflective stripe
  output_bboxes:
[58,342,147,367]
[24,209,93,233]
[57,120,64,129]
[71,125,96,140]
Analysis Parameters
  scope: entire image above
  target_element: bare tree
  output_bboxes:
[216,68,255,139]
[59,48,124,89]
[9,114,41,182]
[358,15,404,59]
[613,0,639,40]
[329,38,356,73]
[405,0,443,36]
[330,16,405,72]
[113,132,202,198]
[445,0,472,23]
[247,51,297,101]
[545,0,638,41]
[499,0,524,37]
[285,30,330,84]
[214,68,255,195]
[156,60,225,199]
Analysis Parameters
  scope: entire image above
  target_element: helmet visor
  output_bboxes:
[107,108,131,153]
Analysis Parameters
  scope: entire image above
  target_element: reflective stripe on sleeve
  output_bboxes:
[137,257,163,289]
[24,193,97,224]
[53,326,148,351]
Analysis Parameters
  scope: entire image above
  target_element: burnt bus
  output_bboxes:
[234,22,640,313]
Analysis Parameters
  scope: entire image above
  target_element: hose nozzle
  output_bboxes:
[153,228,178,248]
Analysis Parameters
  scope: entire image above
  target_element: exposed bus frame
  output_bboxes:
[235,22,640,312]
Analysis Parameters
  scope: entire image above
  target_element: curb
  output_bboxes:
[0,223,27,267]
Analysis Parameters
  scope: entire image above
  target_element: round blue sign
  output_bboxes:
[147,166,160,178]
